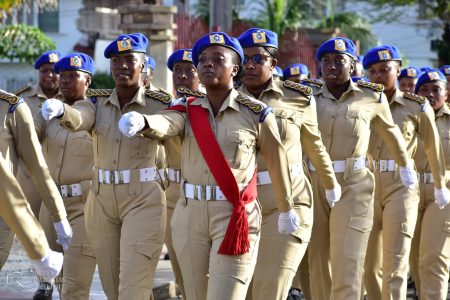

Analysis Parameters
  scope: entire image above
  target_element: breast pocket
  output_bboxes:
[69,132,93,158]
[440,130,450,158]
[274,109,300,141]
[93,124,110,159]
[345,107,370,137]
[226,130,256,170]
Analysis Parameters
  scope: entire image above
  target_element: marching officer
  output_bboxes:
[439,65,450,102]
[0,89,72,287]
[41,33,172,299]
[0,155,64,286]
[351,55,365,81]
[398,67,421,93]
[159,47,202,299]
[236,28,340,300]
[410,69,450,300]
[36,53,97,300]
[362,45,448,299]
[283,63,309,83]
[303,37,415,300]
[15,50,63,217]
[118,31,300,300]
[273,66,283,81]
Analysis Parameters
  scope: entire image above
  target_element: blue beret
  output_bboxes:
[415,68,447,93]
[167,49,193,71]
[439,65,450,76]
[192,32,244,67]
[351,76,369,82]
[283,64,309,78]
[145,55,156,71]
[398,67,421,80]
[237,28,278,49]
[273,66,283,77]
[104,33,148,59]
[53,53,95,75]
[356,55,364,62]
[34,50,62,69]
[362,45,401,69]
[315,37,356,61]
[420,67,433,73]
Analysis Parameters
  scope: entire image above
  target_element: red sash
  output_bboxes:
[170,99,257,255]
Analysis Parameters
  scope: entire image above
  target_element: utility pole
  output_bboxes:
[209,0,232,32]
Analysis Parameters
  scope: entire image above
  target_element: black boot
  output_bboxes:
[33,282,53,300]
[287,287,303,300]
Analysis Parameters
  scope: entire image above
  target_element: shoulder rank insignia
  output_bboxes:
[145,90,172,104]
[177,87,205,98]
[157,87,172,97]
[403,92,428,112]
[301,78,323,89]
[85,88,113,98]
[283,80,312,99]
[236,93,264,113]
[357,80,384,93]
[13,85,31,96]
[403,92,426,104]
[0,90,20,105]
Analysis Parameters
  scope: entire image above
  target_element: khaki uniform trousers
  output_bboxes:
[172,198,261,300]
[0,163,43,269]
[410,181,450,300]
[163,182,185,298]
[85,180,166,300]
[291,252,311,300]
[39,182,96,300]
[364,171,418,300]
[246,206,310,300]
[308,168,374,300]
[0,160,49,261]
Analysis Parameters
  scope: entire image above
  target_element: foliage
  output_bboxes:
[90,73,115,89]
[0,0,58,19]
[317,12,377,54]
[192,0,246,25]
[0,24,55,63]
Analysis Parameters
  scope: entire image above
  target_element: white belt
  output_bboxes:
[308,157,366,173]
[418,172,434,184]
[97,167,158,184]
[257,162,303,185]
[59,183,83,198]
[374,159,396,172]
[167,168,181,183]
[184,183,246,201]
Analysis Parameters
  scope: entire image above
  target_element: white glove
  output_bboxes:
[434,187,450,209]
[325,184,342,208]
[31,250,63,281]
[399,162,418,189]
[41,98,64,120]
[118,111,145,137]
[278,209,300,234]
[53,219,72,251]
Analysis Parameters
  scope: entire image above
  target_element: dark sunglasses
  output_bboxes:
[243,54,272,65]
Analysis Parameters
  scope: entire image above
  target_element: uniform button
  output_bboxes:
[116,139,119,143]
[113,160,117,164]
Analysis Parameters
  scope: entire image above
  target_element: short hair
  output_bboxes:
[264,46,279,59]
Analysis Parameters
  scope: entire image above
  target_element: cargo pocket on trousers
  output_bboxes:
[400,222,414,239]
[131,241,159,288]
[344,217,373,259]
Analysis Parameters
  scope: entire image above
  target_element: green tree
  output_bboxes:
[316,12,378,54]
[0,0,58,16]
[0,24,56,63]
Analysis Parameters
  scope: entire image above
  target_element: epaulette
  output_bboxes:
[357,80,384,93]
[85,88,113,98]
[13,85,31,96]
[145,90,172,104]
[236,92,273,122]
[157,87,172,97]
[403,92,428,112]
[177,87,205,98]
[403,92,426,104]
[283,80,312,100]
[301,78,323,89]
[0,90,20,105]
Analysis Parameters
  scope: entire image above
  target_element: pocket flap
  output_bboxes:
[135,241,159,259]
[348,217,373,233]
[400,222,414,238]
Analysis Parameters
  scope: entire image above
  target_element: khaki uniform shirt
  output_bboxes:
[141,89,293,212]
[238,79,337,212]
[0,92,66,222]
[58,87,172,175]
[313,80,409,167]
[369,89,446,189]
[415,103,450,173]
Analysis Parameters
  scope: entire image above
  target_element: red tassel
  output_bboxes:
[218,204,250,255]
